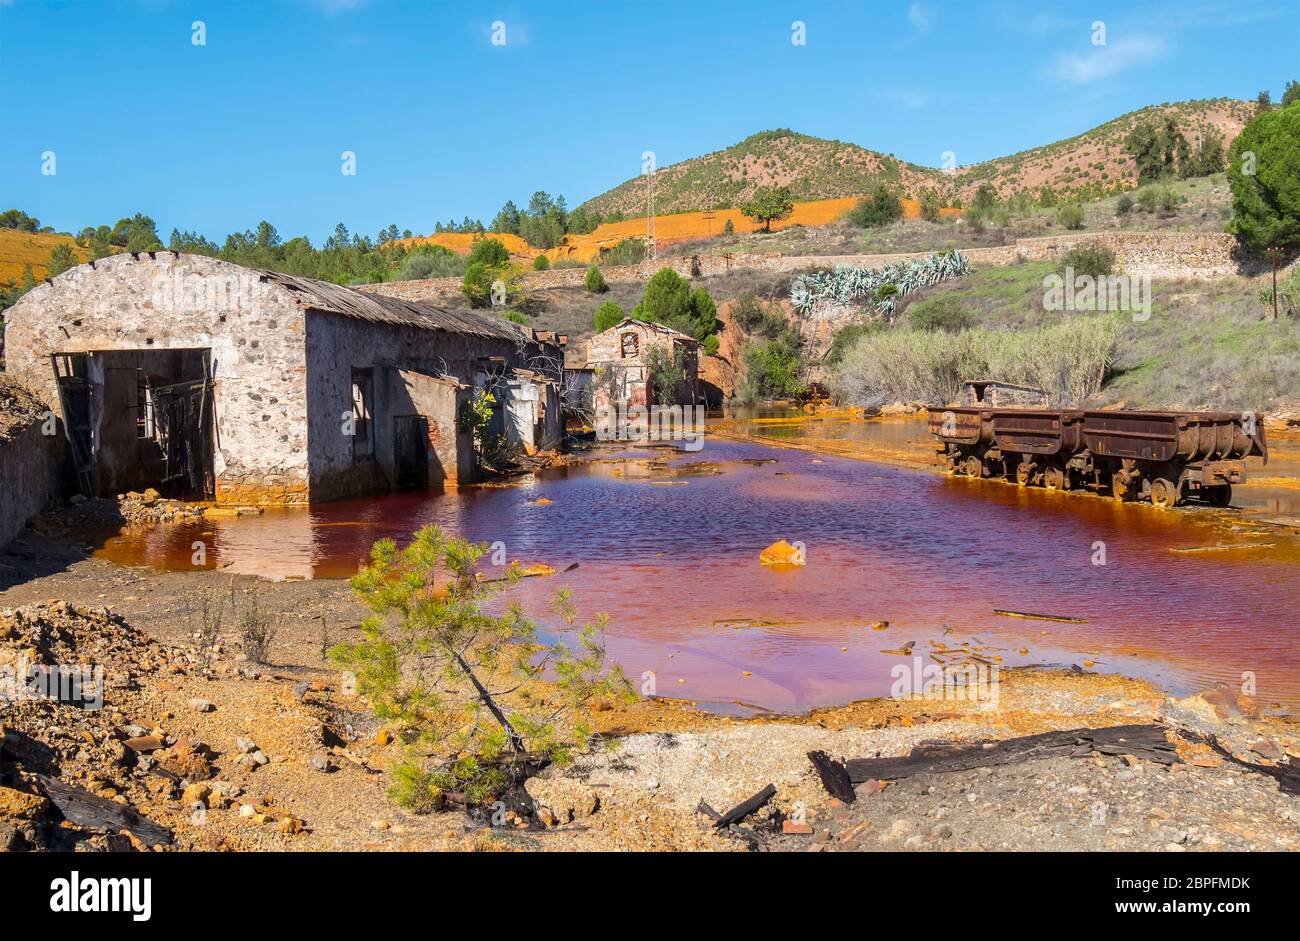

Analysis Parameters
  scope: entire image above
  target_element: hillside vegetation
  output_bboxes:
[578,99,1255,218]
[0,229,93,283]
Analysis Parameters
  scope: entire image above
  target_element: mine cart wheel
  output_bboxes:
[1015,462,1035,487]
[1203,484,1233,507]
[963,455,984,478]
[1110,474,1132,501]
[1150,477,1178,509]
[1043,466,1066,491]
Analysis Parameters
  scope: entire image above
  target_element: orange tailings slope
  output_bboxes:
[393,196,961,265]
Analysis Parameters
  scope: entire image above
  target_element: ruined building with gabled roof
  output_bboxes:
[1,251,560,504]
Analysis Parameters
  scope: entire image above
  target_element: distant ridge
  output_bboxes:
[577,98,1254,217]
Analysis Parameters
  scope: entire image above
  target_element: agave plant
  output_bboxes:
[790,251,970,320]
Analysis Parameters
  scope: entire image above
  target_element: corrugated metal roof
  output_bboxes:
[254,267,524,341]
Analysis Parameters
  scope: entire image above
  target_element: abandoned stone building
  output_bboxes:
[584,318,700,412]
[2,251,561,505]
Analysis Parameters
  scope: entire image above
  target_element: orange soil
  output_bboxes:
[0,229,94,283]
[391,196,962,267]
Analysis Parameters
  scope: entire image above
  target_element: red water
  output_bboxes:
[94,439,1300,714]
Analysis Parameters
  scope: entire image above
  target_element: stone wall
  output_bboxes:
[0,424,56,550]
[3,253,313,505]
[358,232,1276,310]
[0,379,58,550]
[302,310,517,499]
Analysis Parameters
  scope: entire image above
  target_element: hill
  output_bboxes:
[577,99,1255,218]
[0,229,93,283]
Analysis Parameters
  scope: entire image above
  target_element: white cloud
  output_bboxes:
[1050,34,1168,85]
[301,0,369,14]
[907,2,932,33]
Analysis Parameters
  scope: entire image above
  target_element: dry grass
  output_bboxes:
[0,229,92,283]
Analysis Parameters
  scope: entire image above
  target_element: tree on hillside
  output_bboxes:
[329,526,632,809]
[46,243,78,279]
[631,267,717,341]
[1228,103,1300,250]
[594,301,623,332]
[1256,90,1273,113]
[519,191,568,249]
[848,184,904,228]
[1183,126,1227,177]
[917,189,943,222]
[739,186,795,232]
[0,209,40,232]
[490,200,522,235]
[1123,116,1189,183]
[1283,81,1300,108]
[467,237,510,267]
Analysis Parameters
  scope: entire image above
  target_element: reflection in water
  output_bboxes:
[94,436,1300,713]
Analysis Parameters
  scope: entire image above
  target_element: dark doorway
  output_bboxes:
[50,348,215,499]
[392,415,429,489]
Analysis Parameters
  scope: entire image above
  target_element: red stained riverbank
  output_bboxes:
[93,436,1300,714]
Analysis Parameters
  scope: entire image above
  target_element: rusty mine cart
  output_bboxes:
[927,405,1268,508]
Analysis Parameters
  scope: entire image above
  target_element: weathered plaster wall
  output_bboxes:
[3,253,311,504]
[586,322,699,409]
[303,311,518,499]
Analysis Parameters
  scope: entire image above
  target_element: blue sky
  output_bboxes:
[1,0,1295,244]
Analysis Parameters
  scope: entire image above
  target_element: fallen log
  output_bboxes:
[36,774,173,846]
[713,783,776,829]
[1199,735,1300,796]
[807,751,855,803]
[993,609,1087,624]
[843,724,1177,784]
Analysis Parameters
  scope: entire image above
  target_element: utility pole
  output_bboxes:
[1265,246,1283,321]
[702,211,716,238]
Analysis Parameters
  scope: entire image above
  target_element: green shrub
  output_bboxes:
[832,316,1119,406]
[1057,242,1115,279]
[467,237,509,267]
[723,219,735,236]
[594,301,624,332]
[1136,187,1160,212]
[847,184,903,228]
[826,321,884,366]
[391,245,466,281]
[1057,204,1086,230]
[702,334,720,356]
[584,266,608,293]
[645,345,686,405]
[461,261,523,309]
[501,309,529,325]
[531,254,550,271]
[600,238,646,266]
[741,329,804,400]
[918,189,943,222]
[907,295,974,332]
[1116,195,1134,216]
[732,294,786,339]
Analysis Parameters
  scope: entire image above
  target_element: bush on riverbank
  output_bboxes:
[832,316,1119,406]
